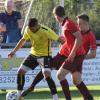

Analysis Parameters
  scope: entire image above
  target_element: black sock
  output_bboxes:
[21,70,44,97]
[17,74,25,90]
[60,79,71,100]
[76,82,93,100]
[46,77,57,95]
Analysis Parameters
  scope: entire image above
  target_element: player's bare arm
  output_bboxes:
[85,49,96,59]
[58,36,65,44]
[8,38,26,58]
[68,31,82,62]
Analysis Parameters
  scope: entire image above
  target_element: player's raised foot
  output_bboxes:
[21,88,34,97]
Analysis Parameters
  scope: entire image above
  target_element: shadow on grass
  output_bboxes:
[25,89,100,99]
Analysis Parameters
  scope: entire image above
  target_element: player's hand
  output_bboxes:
[66,52,76,62]
[0,23,6,32]
[8,51,15,59]
[58,36,65,44]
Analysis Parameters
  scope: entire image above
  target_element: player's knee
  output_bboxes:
[73,79,81,85]
[17,64,30,75]
[72,76,82,85]
[72,72,82,85]
[43,71,51,79]
[42,68,51,79]
[57,71,65,81]
[17,68,26,75]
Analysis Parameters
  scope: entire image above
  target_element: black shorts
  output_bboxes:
[22,54,52,70]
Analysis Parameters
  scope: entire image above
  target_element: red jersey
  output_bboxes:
[60,17,85,57]
[81,30,96,55]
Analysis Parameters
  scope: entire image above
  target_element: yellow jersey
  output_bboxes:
[22,25,59,56]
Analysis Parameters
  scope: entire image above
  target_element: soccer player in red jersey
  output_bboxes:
[53,6,96,100]
[21,8,96,100]
[77,14,96,59]
[53,6,86,100]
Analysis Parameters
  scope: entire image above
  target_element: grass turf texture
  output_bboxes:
[0,85,100,100]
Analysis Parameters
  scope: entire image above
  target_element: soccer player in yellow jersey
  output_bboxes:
[8,18,64,100]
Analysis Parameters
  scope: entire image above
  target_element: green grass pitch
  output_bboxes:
[0,85,100,100]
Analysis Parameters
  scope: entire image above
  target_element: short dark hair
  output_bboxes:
[53,6,65,17]
[77,14,89,22]
[28,18,38,27]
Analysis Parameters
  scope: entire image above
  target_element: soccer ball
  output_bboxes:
[6,91,18,100]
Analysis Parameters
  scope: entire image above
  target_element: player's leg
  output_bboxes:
[21,53,66,97]
[71,56,94,100]
[57,55,85,100]
[72,72,93,100]
[53,53,71,100]
[21,70,43,97]
[17,54,38,99]
[38,56,58,100]
[17,66,26,97]
[45,73,58,100]
[52,53,66,70]
[57,65,71,100]
[43,54,66,100]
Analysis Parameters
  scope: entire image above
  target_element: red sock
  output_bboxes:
[76,82,93,100]
[60,79,71,100]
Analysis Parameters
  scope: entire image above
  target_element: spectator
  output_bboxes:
[0,0,23,43]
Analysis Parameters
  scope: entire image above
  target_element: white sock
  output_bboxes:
[53,94,58,100]
[17,90,22,97]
